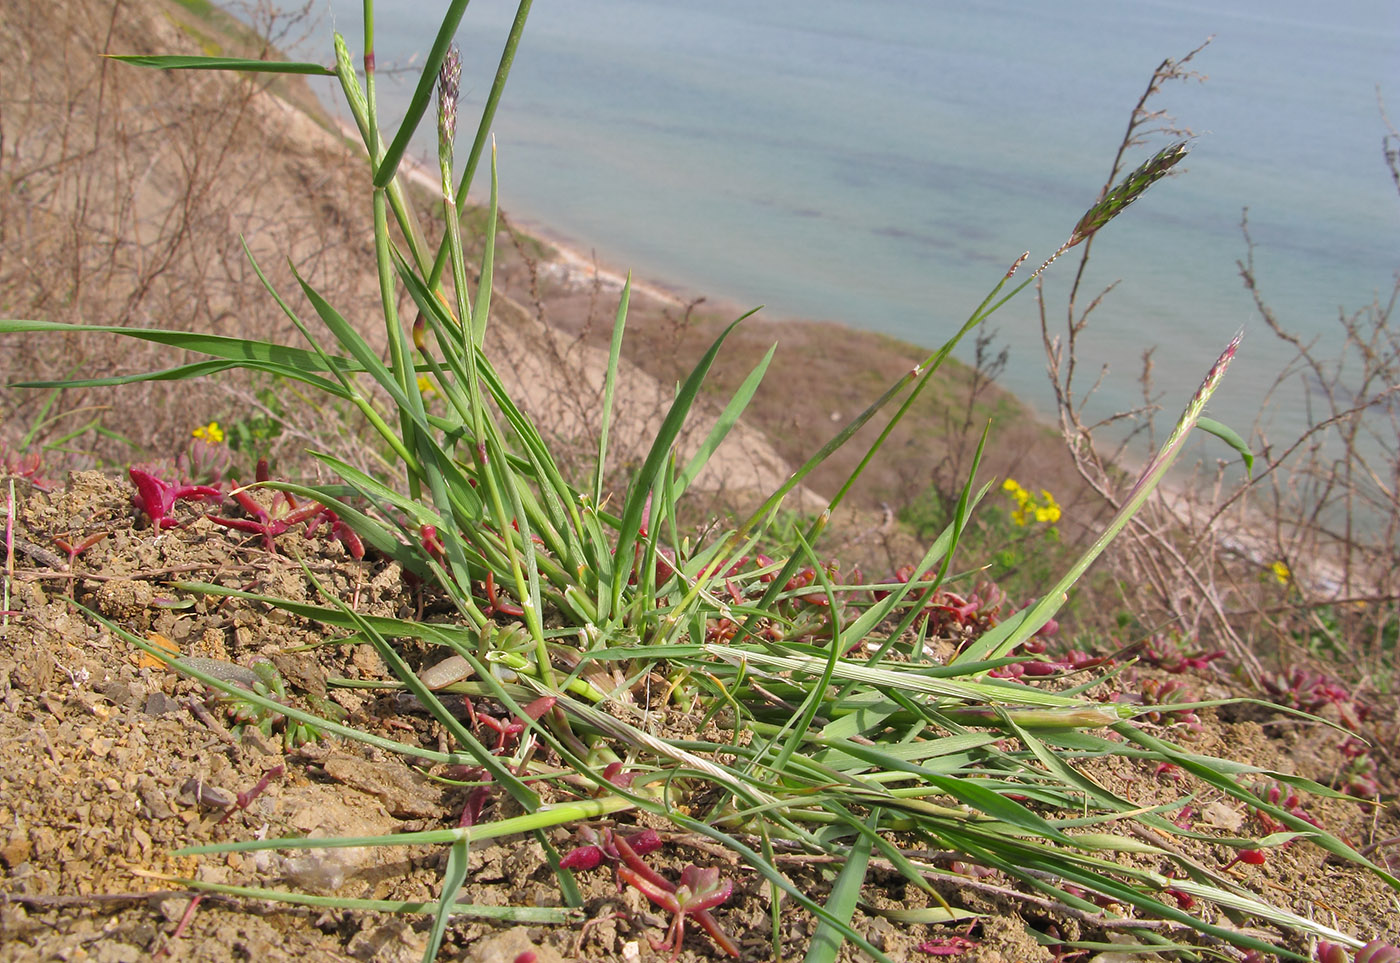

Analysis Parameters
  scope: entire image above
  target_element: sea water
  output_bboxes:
[307,0,1398,450]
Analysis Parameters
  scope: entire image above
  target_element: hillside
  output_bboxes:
[0,0,1091,550]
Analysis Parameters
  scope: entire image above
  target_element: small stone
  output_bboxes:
[1202,800,1246,832]
[351,644,385,677]
[321,753,444,818]
[0,831,32,869]
[240,724,283,757]
[347,920,427,963]
[179,777,235,810]
[92,940,141,963]
[462,926,568,963]
[157,897,193,923]
[140,783,175,820]
[143,691,181,716]
[102,681,136,707]
[280,846,371,893]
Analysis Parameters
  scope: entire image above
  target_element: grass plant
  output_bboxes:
[3,4,1396,961]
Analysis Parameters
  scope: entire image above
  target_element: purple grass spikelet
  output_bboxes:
[437,43,462,154]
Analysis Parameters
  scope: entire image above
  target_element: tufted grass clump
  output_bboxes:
[3,3,1396,961]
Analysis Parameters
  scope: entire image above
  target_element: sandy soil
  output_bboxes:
[0,471,1396,962]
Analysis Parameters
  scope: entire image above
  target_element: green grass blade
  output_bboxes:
[373,0,471,188]
[107,54,333,75]
[303,452,480,531]
[11,359,351,396]
[662,812,894,963]
[263,477,420,564]
[291,267,415,410]
[332,34,433,275]
[177,796,636,856]
[1197,415,1254,474]
[470,144,500,345]
[593,277,631,507]
[303,564,541,809]
[92,606,475,764]
[956,334,1244,665]
[737,268,1031,542]
[708,646,1093,708]
[0,319,351,373]
[454,0,532,210]
[170,581,479,649]
[677,341,777,497]
[428,0,534,287]
[762,531,844,777]
[1114,723,1400,888]
[609,310,759,615]
[804,810,877,963]
[147,877,581,922]
[424,839,470,963]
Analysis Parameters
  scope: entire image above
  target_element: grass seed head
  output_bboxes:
[437,43,462,149]
[1069,141,1189,247]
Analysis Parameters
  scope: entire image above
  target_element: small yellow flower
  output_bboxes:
[1004,479,1059,527]
[1268,560,1290,585]
[192,421,224,444]
[416,374,436,396]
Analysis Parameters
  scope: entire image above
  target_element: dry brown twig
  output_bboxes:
[1038,38,1399,685]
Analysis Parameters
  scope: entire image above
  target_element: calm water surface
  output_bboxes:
[305,0,1399,448]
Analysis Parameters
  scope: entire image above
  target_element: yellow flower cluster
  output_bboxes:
[191,421,224,444]
[1002,478,1061,527]
[1268,560,1291,585]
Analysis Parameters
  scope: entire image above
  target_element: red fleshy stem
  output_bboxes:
[154,893,204,959]
[484,570,525,617]
[559,845,603,871]
[129,468,221,530]
[1222,848,1267,871]
[613,828,676,894]
[53,532,108,566]
[616,863,678,910]
[216,764,284,826]
[691,908,741,959]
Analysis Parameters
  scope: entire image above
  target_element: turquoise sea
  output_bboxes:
[308,0,1398,447]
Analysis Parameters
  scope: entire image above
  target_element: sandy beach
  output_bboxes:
[388,138,694,311]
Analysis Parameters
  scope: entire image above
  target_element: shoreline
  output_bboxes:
[502,212,694,311]
[391,140,700,313]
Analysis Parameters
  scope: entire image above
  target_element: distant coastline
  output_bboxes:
[387,137,701,313]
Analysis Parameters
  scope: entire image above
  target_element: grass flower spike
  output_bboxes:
[1036,140,1189,276]
[1071,140,1189,246]
[437,43,460,157]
